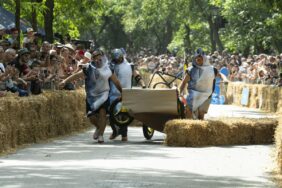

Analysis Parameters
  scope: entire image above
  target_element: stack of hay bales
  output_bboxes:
[0,90,90,153]
[139,71,151,87]
[226,82,244,106]
[275,117,282,174]
[226,82,282,113]
[165,118,278,147]
[276,89,282,114]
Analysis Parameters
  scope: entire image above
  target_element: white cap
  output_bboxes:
[64,43,74,51]
[49,49,57,55]
[26,27,34,33]
[0,24,5,30]
[242,62,249,68]
[84,51,92,60]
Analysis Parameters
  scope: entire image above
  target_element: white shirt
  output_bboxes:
[0,63,5,73]
[23,37,33,44]
[114,60,132,88]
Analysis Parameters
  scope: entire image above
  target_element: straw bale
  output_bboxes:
[0,90,90,154]
[226,82,281,113]
[165,118,278,147]
[249,84,263,108]
[278,89,282,114]
[275,117,282,174]
[139,71,151,86]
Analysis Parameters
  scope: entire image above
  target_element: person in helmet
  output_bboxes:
[109,48,146,141]
[179,48,228,120]
[59,50,122,143]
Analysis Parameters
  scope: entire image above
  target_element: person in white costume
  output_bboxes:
[59,50,122,143]
[179,48,228,119]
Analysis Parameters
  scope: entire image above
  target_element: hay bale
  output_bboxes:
[259,86,279,112]
[165,118,278,147]
[139,71,151,86]
[275,117,282,174]
[226,82,281,113]
[0,90,90,154]
[249,84,263,108]
[226,82,244,105]
[278,89,282,114]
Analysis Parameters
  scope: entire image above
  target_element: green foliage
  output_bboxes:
[1,0,282,54]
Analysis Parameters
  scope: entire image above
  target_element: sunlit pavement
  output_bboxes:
[0,105,278,188]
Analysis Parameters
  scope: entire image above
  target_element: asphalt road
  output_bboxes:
[0,105,279,188]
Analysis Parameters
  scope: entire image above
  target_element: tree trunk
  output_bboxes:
[272,37,282,53]
[184,24,191,50]
[214,28,223,52]
[15,0,20,42]
[153,28,162,54]
[214,16,224,51]
[44,0,54,43]
[254,38,264,54]
[31,0,38,32]
[243,46,251,57]
[207,16,216,52]
[163,20,173,53]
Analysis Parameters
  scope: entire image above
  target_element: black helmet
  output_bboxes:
[111,48,123,60]
[195,48,205,57]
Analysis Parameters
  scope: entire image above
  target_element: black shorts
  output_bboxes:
[86,99,109,117]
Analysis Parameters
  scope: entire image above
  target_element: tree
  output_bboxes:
[44,0,54,43]
[15,0,20,42]
[3,0,281,54]
[219,0,276,54]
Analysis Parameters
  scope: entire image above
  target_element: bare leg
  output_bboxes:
[197,98,211,120]
[89,114,99,129]
[198,111,205,120]
[185,105,193,119]
[97,108,107,136]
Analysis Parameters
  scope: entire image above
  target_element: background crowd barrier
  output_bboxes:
[275,117,282,175]
[226,82,282,113]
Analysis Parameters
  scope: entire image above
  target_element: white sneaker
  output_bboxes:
[93,128,99,140]
[98,136,104,143]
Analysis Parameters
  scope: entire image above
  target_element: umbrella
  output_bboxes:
[0,6,45,35]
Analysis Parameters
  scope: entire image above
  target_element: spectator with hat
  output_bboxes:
[12,48,31,76]
[7,28,19,49]
[74,50,85,62]
[23,28,35,48]
[2,48,16,69]
[64,43,75,55]
[0,47,28,97]
[0,40,11,51]
[38,41,51,67]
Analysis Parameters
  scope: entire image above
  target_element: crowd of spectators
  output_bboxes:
[0,25,92,97]
[0,24,281,98]
[132,50,282,87]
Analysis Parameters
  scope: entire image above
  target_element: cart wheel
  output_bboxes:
[109,98,134,126]
[177,98,185,119]
[143,125,154,140]
[153,82,170,89]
